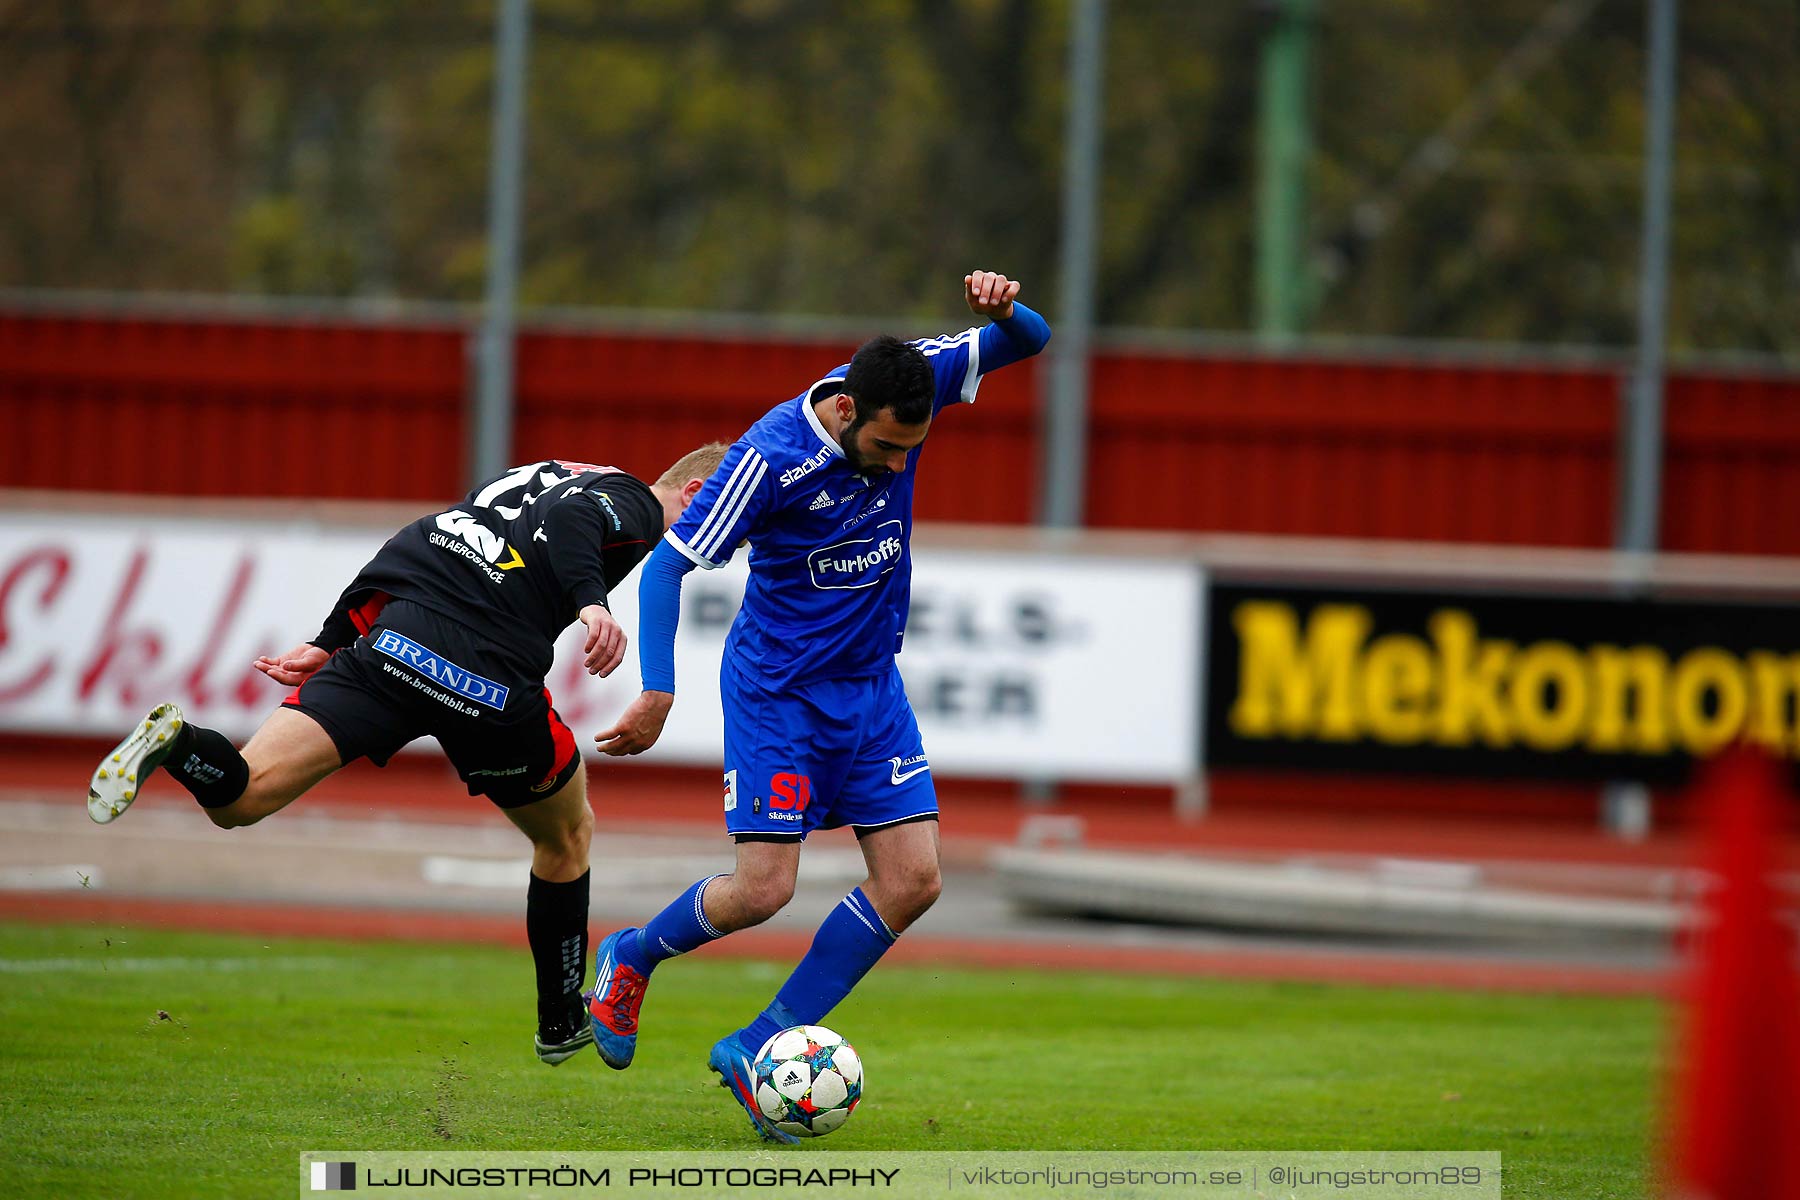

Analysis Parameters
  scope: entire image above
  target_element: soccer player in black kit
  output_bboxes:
[85,444,728,1064]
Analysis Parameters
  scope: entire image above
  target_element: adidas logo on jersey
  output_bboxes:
[809,490,836,511]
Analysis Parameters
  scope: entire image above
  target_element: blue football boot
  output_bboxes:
[585,929,649,1070]
[708,1031,799,1145]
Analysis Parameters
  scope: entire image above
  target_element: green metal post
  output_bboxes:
[1255,0,1317,340]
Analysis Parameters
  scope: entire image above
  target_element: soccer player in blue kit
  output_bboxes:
[588,270,1050,1141]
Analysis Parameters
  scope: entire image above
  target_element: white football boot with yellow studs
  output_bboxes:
[87,702,186,824]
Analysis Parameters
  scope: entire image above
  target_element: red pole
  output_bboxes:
[1668,748,1800,1199]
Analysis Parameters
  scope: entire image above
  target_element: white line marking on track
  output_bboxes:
[0,864,102,891]
[0,956,347,973]
[420,856,533,889]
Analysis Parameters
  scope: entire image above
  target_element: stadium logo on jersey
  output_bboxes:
[371,630,511,710]
[808,521,905,590]
[431,510,524,583]
[809,490,836,512]
[779,446,834,488]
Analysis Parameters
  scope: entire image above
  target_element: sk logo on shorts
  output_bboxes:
[770,772,811,812]
[723,769,738,812]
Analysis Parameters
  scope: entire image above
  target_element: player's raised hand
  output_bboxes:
[579,603,627,678]
[594,690,674,757]
[965,270,1019,320]
[253,643,330,687]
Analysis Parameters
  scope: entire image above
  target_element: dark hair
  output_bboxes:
[843,335,933,426]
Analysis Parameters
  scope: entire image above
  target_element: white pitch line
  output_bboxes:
[0,799,527,856]
[0,956,346,974]
[420,855,533,889]
[419,850,864,891]
[0,864,102,891]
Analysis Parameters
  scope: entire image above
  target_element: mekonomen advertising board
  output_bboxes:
[1207,582,1800,782]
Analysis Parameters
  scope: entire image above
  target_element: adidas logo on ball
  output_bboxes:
[753,1024,864,1138]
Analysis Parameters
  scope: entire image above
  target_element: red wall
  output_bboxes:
[0,312,468,501]
[514,328,1040,528]
[1086,351,1623,546]
[1662,372,1800,556]
[4,308,1798,555]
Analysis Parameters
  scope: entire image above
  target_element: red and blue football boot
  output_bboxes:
[585,929,649,1070]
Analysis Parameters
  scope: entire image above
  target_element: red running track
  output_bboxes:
[0,892,1670,999]
[5,739,1730,997]
[7,738,1776,870]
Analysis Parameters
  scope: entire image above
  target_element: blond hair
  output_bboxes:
[656,442,730,489]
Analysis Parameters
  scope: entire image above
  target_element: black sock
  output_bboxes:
[162,724,250,809]
[527,870,590,1035]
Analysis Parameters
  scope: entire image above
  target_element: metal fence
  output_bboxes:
[2,1,1791,352]
[1,0,1794,552]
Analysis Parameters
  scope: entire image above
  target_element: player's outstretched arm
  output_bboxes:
[253,643,330,687]
[960,270,1051,379]
[593,538,692,756]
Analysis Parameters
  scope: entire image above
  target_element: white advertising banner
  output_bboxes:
[0,511,1200,781]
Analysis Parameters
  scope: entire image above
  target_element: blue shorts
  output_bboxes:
[720,660,936,842]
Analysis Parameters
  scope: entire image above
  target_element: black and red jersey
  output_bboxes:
[312,460,663,680]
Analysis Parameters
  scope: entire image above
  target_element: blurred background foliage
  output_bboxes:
[0,0,1793,352]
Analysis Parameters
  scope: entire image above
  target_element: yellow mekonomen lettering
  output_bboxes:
[1670,648,1748,756]
[1429,610,1514,748]
[1748,653,1800,753]
[1362,634,1434,744]
[1226,600,1795,760]
[1588,645,1671,754]
[1510,643,1589,751]
[1228,602,1367,742]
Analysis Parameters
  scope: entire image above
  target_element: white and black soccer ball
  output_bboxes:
[752,1025,863,1138]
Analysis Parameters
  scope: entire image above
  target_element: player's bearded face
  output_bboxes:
[841,407,930,476]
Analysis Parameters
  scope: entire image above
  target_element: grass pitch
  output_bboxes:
[0,921,1658,1199]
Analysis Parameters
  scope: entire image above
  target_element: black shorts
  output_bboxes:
[282,598,580,809]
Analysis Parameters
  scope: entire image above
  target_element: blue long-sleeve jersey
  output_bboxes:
[639,303,1051,693]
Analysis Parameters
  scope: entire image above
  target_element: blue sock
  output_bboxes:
[737,887,897,1050]
[619,874,726,975]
